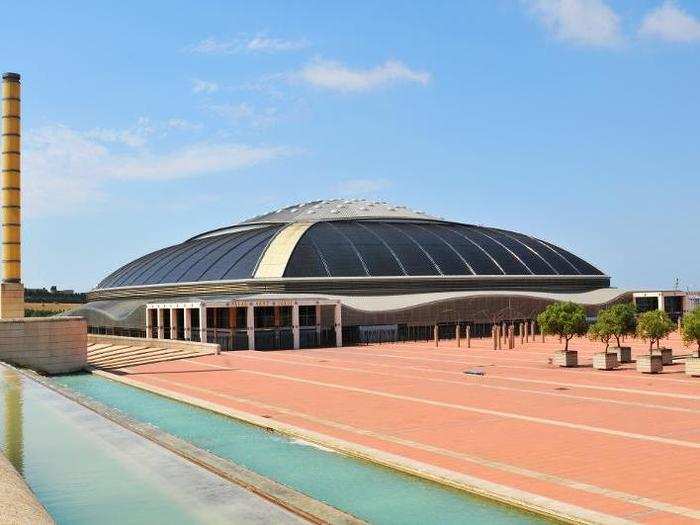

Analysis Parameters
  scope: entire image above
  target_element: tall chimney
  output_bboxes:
[0,72,24,318]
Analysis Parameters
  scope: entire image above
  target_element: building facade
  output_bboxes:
[71,200,629,349]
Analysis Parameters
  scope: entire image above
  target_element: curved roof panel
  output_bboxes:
[283,221,603,278]
[97,225,282,289]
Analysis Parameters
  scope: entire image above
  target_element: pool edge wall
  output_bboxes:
[0,317,87,374]
[0,445,55,524]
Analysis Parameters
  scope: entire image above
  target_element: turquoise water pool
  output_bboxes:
[54,372,553,524]
[0,366,306,525]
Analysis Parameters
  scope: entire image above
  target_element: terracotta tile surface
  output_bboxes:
[119,333,700,524]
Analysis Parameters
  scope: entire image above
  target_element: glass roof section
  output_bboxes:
[284,221,603,278]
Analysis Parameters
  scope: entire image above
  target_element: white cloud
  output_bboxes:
[84,117,156,147]
[23,124,296,217]
[166,118,203,132]
[245,36,309,53]
[206,102,279,128]
[525,0,622,47]
[639,1,700,43]
[187,35,308,55]
[192,78,219,94]
[297,59,431,93]
[336,178,391,196]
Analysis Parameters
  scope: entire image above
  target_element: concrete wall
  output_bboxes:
[0,452,54,524]
[0,317,87,374]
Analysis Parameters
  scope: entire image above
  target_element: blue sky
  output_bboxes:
[5,0,699,291]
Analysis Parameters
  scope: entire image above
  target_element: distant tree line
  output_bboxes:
[24,286,86,304]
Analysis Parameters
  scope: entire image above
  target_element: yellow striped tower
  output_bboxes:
[0,72,24,318]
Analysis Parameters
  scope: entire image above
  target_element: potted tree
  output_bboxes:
[538,302,588,368]
[587,315,618,370]
[636,310,674,372]
[680,309,700,377]
[601,303,636,363]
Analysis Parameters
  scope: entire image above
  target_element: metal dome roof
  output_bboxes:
[240,199,442,225]
[95,201,606,291]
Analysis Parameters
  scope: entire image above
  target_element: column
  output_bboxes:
[170,308,178,340]
[455,325,461,347]
[199,304,207,343]
[156,308,165,339]
[247,306,255,350]
[531,321,535,339]
[434,324,439,347]
[292,303,300,350]
[657,293,664,312]
[466,325,471,348]
[315,304,322,344]
[334,303,342,347]
[145,308,153,339]
[184,307,192,341]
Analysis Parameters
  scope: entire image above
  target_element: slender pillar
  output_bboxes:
[184,307,192,340]
[156,308,165,339]
[315,303,322,343]
[292,303,300,350]
[0,73,24,318]
[334,303,342,347]
[455,325,461,347]
[657,294,664,312]
[247,305,255,350]
[530,321,535,340]
[466,325,471,348]
[170,308,178,339]
[520,323,525,345]
[199,304,207,343]
[492,325,497,350]
[145,308,153,339]
[497,325,502,350]
[434,324,439,347]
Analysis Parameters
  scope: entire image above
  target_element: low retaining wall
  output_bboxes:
[88,334,220,355]
[0,317,87,374]
[0,452,54,524]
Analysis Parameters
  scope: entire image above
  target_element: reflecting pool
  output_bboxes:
[55,372,554,525]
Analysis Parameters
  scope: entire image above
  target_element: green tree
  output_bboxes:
[587,317,614,350]
[681,309,700,353]
[636,310,674,352]
[537,302,588,351]
[597,303,637,348]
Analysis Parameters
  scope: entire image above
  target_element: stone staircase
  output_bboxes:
[87,335,220,370]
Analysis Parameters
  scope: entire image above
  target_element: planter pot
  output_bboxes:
[608,346,631,364]
[553,350,578,368]
[651,347,673,366]
[593,352,618,370]
[637,354,663,374]
[686,357,700,377]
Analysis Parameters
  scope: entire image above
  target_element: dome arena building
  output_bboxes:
[75,200,629,350]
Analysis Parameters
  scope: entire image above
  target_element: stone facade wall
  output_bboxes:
[0,317,87,374]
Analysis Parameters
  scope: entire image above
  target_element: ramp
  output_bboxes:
[87,335,219,370]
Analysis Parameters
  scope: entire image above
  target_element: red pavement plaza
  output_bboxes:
[110,333,700,524]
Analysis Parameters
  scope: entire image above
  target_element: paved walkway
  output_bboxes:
[117,334,700,524]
